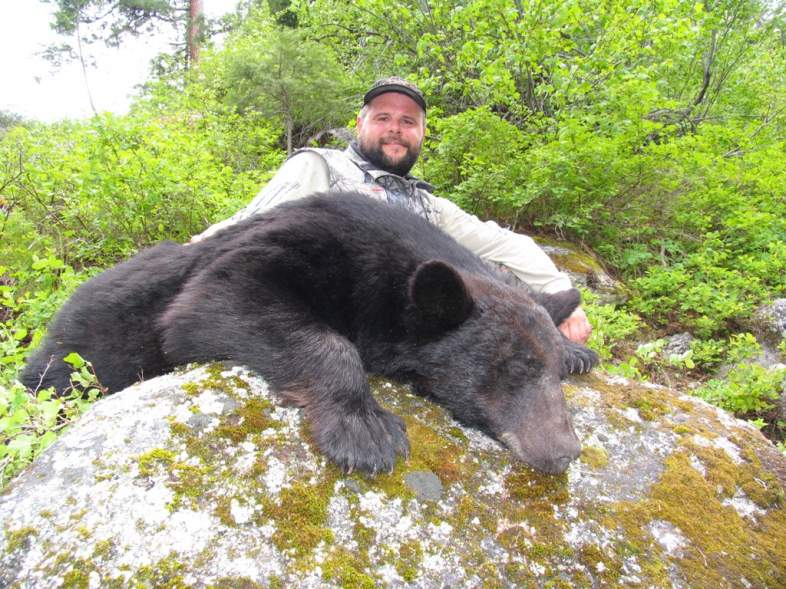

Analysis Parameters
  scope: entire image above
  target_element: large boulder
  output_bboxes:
[537,237,626,305]
[2,364,785,588]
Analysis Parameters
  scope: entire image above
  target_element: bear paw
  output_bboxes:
[311,405,409,474]
[563,340,599,375]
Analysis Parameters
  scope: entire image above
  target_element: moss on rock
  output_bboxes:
[1,366,785,587]
[266,473,338,561]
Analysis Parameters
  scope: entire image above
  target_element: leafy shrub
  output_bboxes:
[607,338,701,384]
[0,108,280,267]
[0,355,102,487]
[690,334,784,416]
[627,239,779,338]
[1,257,92,370]
[688,338,728,372]
[633,236,785,340]
[581,289,642,363]
[425,107,529,220]
[695,363,785,415]
[724,333,764,365]
[1,257,101,487]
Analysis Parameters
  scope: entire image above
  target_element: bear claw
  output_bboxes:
[563,340,599,375]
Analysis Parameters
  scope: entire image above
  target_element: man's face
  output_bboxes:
[356,92,425,176]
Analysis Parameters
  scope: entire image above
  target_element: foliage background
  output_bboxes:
[2,0,785,485]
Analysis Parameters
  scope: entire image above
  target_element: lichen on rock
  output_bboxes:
[1,364,785,588]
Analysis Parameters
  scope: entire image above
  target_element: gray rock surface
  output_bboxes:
[404,471,443,502]
[538,239,626,305]
[662,332,693,358]
[748,299,786,373]
[754,299,786,345]
[2,364,785,588]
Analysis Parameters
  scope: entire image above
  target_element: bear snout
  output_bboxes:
[541,438,582,474]
[500,424,581,475]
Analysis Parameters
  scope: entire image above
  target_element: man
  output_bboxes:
[193,77,592,344]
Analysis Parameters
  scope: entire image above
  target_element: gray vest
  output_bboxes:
[297,145,437,223]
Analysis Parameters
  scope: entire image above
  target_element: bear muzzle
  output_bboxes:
[497,388,581,474]
[500,416,581,475]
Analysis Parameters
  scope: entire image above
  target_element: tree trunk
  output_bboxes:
[75,19,97,116]
[188,0,203,68]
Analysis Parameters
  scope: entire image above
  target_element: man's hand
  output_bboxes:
[558,306,592,344]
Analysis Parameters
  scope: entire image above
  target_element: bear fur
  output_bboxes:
[22,193,598,474]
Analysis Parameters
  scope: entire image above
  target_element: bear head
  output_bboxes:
[406,260,584,474]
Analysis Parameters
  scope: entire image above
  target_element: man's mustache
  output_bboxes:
[381,137,409,147]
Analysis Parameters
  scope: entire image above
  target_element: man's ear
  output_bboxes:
[534,288,581,327]
[409,260,474,331]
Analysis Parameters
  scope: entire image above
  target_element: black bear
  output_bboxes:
[22,193,597,474]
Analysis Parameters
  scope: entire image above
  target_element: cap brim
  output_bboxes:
[363,85,426,112]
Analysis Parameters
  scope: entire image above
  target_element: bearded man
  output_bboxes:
[193,77,592,344]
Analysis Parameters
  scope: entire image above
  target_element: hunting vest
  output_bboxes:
[297,144,437,223]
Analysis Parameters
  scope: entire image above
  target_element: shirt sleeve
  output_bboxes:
[430,194,573,294]
[192,152,331,240]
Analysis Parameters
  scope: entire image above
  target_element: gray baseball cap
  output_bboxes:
[363,77,427,112]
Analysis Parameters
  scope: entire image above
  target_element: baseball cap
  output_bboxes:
[363,77,427,112]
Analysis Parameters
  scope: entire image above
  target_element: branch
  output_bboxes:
[693,29,716,107]
[75,18,98,116]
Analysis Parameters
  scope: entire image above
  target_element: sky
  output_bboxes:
[1,1,239,122]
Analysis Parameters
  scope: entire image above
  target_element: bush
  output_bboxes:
[0,256,92,371]
[629,234,785,338]
[0,359,102,488]
[1,257,101,487]
[696,363,785,416]
[581,289,642,363]
[0,108,281,267]
[425,107,529,221]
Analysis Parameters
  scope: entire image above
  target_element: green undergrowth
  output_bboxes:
[0,255,106,487]
[1,346,103,489]
[581,290,786,450]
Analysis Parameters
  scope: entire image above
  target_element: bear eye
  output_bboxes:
[497,355,544,392]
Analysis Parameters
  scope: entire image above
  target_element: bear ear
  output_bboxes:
[534,288,581,327]
[409,260,474,331]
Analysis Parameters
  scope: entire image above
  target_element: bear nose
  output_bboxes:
[548,454,576,474]
[500,429,581,474]
[544,434,581,474]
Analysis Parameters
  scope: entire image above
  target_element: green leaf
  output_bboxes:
[8,434,35,461]
[62,352,86,369]
[37,430,58,452]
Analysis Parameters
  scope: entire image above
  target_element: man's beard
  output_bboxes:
[356,136,421,176]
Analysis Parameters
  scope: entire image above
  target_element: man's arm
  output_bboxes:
[191,151,331,242]
[430,196,592,343]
